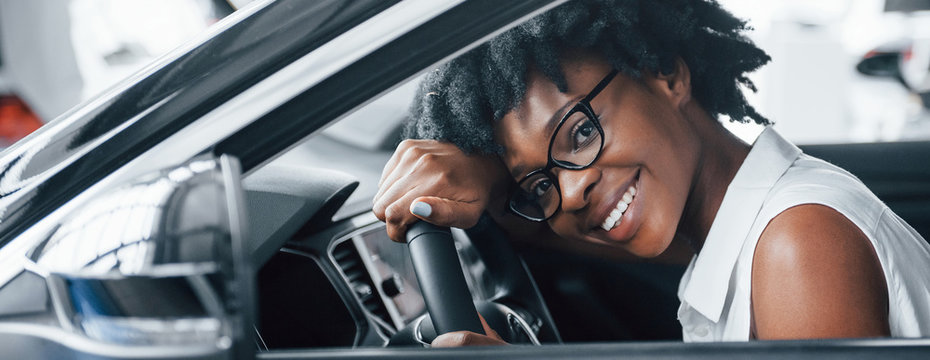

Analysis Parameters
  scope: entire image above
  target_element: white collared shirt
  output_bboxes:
[677,127,930,341]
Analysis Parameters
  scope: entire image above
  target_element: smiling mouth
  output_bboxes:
[600,179,638,232]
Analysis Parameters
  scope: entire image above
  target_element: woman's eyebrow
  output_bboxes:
[544,96,582,136]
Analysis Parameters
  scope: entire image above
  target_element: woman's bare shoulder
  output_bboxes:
[750,203,889,340]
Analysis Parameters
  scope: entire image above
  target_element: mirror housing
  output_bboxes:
[27,155,253,359]
[856,51,903,79]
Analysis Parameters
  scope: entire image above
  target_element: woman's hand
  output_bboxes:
[373,139,510,242]
[431,313,508,347]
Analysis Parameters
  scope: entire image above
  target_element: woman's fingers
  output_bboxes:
[373,146,416,210]
[409,196,483,229]
[431,331,508,347]
[372,168,419,227]
[374,139,510,241]
[378,139,418,188]
[380,194,483,242]
[430,312,507,347]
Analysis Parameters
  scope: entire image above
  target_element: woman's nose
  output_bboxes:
[554,167,600,213]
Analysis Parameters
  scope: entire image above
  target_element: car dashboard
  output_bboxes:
[243,164,557,351]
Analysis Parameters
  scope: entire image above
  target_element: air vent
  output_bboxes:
[332,239,394,332]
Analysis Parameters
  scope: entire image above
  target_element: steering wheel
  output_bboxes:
[405,222,486,336]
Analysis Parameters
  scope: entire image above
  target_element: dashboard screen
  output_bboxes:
[357,228,427,324]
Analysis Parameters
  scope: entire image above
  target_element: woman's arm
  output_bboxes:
[751,204,890,339]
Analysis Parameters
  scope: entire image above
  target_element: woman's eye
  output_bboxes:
[571,118,597,151]
[531,178,552,197]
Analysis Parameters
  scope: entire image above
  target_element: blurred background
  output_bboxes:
[0,0,928,148]
[719,0,930,144]
[0,0,235,147]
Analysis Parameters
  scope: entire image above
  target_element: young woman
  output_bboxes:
[372,0,930,345]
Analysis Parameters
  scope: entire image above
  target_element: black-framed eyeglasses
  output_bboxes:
[508,69,618,222]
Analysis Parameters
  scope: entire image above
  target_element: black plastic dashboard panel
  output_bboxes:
[280,219,392,348]
[242,165,358,268]
[257,250,356,349]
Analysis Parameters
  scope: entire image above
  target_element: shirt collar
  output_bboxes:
[680,127,802,323]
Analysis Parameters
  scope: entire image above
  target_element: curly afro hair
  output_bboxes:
[403,0,770,155]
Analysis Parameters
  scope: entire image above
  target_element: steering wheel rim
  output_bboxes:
[406,221,485,336]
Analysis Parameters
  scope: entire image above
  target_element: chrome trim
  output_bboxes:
[486,302,541,346]
[410,303,541,346]
[505,308,541,345]
[12,156,249,355]
[45,275,76,333]
[0,322,223,359]
[253,324,268,351]
[411,314,431,347]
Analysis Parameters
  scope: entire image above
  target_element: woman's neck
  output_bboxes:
[676,108,752,254]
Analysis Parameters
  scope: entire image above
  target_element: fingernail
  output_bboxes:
[410,201,432,217]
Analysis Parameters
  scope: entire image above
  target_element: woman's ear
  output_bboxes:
[651,57,692,108]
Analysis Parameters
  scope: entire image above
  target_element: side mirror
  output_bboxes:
[856,41,917,93]
[27,155,254,359]
[856,51,903,79]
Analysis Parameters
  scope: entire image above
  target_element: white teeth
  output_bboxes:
[601,218,616,232]
[616,202,628,212]
[600,185,637,231]
[609,209,622,219]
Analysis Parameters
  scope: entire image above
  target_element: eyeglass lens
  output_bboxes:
[550,107,602,167]
[513,105,603,220]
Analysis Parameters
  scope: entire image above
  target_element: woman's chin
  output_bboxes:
[620,234,672,259]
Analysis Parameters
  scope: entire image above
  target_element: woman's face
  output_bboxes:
[495,57,702,257]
